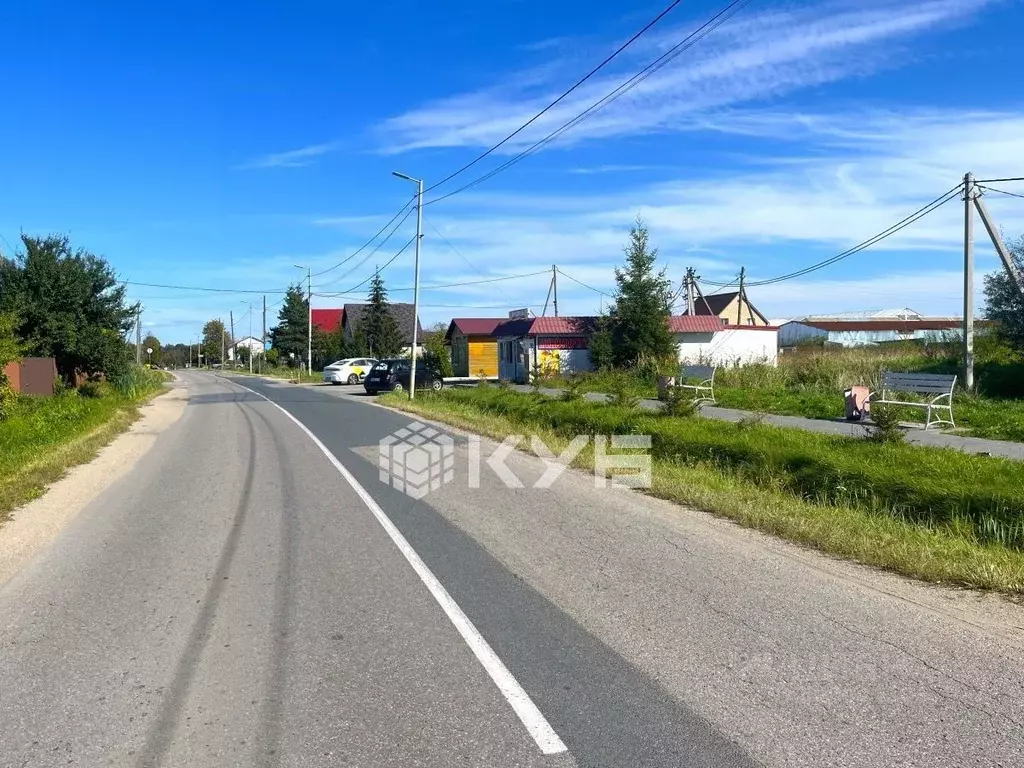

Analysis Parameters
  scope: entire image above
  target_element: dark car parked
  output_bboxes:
[363,358,444,394]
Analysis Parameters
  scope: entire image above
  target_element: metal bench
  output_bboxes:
[677,364,716,405]
[869,371,957,430]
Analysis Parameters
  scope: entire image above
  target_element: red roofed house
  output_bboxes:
[311,308,344,334]
[495,315,599,383]
[671,315,779,366]
[493,313,778,383]
[445,318,503,378]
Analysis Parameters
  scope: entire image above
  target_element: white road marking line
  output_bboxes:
[226,378,568,756]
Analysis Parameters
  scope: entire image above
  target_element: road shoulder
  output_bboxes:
[0,380,189,588]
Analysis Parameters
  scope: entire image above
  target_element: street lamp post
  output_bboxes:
[294,265,312,375]
[392,171,423,400]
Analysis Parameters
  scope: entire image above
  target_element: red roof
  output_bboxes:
[446,318,505,339]
[668,315,725,333]
[311,308,343,333]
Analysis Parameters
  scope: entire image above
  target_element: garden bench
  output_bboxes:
[676,364,716,405]
[869,371,957,430]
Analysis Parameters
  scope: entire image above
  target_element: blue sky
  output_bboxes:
[2,0,1023,343]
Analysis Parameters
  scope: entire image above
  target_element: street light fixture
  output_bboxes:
[392,171,423,400]
[294,264,312,375]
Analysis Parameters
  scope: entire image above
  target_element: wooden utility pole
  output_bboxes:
[552,264,559,317]
[963,172,975,392]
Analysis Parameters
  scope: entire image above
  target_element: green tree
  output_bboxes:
[200,319,228,366]
[270,285,309,364]
[0,234,138,382]
[142,334,161,365]
[588,315,614,371]
[359,272,403,357]
[606,219,675,367]
[421,321,453,377]
[983,236,1024,351]
[0,312,23,419]
[313,327,341,369]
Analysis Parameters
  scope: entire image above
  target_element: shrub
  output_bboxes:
[868,405,906,444]
[78,380,106,399]
[609,383,640,410]
[562,374,586,403]
[661,386,699,418]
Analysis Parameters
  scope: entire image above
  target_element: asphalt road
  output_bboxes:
[2,371,1023,767]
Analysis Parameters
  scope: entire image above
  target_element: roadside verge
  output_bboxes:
[0,381,188,587]
[379,388,1024,594]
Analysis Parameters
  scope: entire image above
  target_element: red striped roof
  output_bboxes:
[668,315,726,333]
[447,318,505,337]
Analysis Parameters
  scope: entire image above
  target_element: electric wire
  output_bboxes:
[422,0,687,196]
[424,216,515,302]
[313,205,417,289]
[979,184,1024,200]
[700,183,964,288]
[310,197,415,278]
[425,0,755,206]
[555,267,613,297]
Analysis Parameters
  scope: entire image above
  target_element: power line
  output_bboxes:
[122,280,290,294]
[701,183,964,288]
[975,177,1024,184]
[359,269,551,293]
[318,235,417,297]
[425,0,755,206]
[979,184,1024,200]
[310,197,415,278]
[422,0,686,196]
[313,205,417,288]
[556,267,613,297]
[423,216,514,302]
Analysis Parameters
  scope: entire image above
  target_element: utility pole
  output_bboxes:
[973,189,1024,293]
[221,323,226,368]
[189,341,192,368]
[135,309,142,364]
[261,295,267,374]
[229,311,236,368]
[737,267,745,326]
[248,302,254,374]
[306,268,312,374]
[392,171,424,400]
[963,172,975,392]
[685,267,696,316]
[552,264,559,318]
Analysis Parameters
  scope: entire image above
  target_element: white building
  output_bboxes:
[778,309,962,348]
[228,336,265,362]
[671,316,779,366]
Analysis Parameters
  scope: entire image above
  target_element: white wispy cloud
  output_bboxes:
[377,0,996,154]
[237,141,340,169]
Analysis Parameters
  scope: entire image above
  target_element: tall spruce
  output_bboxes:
[269,284,309,362]
[359,271,403,357]
[607,219,675,366]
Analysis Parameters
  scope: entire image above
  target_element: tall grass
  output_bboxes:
[383,387,1024,592]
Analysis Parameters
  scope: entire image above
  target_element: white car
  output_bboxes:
[323,358,377,385]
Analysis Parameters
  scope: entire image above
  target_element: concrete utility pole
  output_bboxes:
[737,267,746,325]
[248,302,254,374]
[973,190,1024,293]
[392,171,424,400]
[229,311,236,368]
[685,267,696,316]
[963,172,975,392]
[221,323,226,367]
[135,309,142,364]
[552,264,559,318]
[261,295,267,374]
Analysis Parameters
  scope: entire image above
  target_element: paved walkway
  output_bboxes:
[503,384,1024,461]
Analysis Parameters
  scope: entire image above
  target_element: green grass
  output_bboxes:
[0,368,167,524]
[537,342,1024,442]
[381,386,1024,593]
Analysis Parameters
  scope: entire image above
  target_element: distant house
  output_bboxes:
[311,308,343,334]
[779,309,962,348]
[495,316,598,383]
[670,316,778,366]
[445,318,503,378]
[692,291,770,326]
[229,336,265,362]
[341,303,423,354]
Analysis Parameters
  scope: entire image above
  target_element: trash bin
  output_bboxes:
[844,385,871,421]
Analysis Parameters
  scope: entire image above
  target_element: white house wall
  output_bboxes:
[676,328,778,366]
